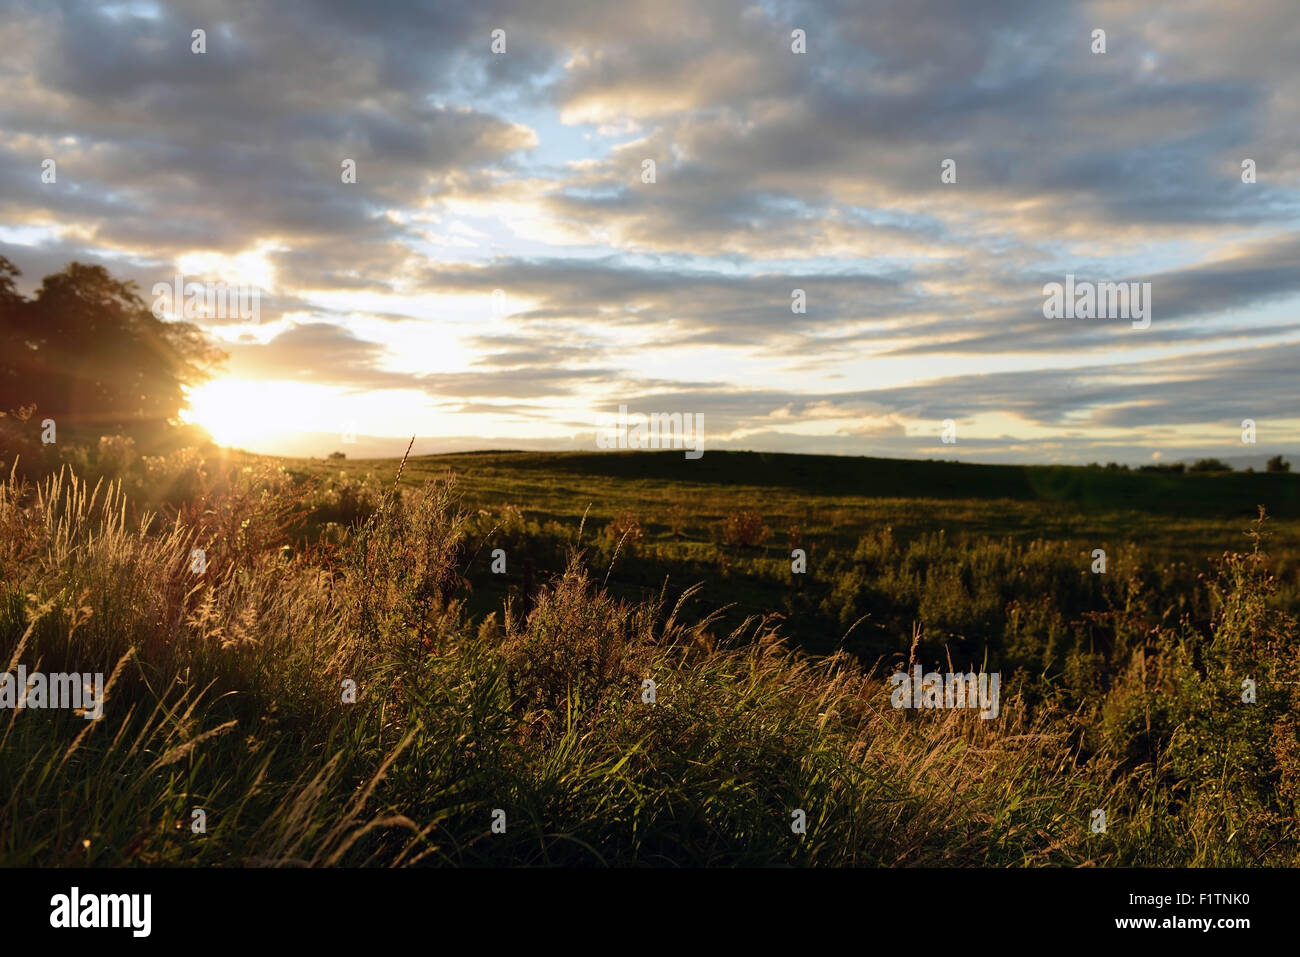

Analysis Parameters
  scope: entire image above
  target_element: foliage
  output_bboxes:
[0,257,225,434]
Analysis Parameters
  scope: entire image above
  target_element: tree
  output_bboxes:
[1267,455,1291,473]
[1188,458,1232,473]
[0,258,225,432]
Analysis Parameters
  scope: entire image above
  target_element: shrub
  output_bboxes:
[716,509,771,548]
[665,503,687,538]
[603,511,643,554]
[95,434,137,474]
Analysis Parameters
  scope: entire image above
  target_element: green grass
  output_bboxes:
[311,448,1300,540]
[287,449,1300,660]
[1,444,1297,866]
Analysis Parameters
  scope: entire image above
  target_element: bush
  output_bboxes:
[716,509,771,548]
[603,511,644,554]
[95,434,138,473]
[665,503,687,538]
[0,405,54,479]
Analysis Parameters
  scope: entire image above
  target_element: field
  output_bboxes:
[301,449,1300,655]
[2,440,1298,866]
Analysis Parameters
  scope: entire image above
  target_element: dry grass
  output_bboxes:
[0,464,1296,866]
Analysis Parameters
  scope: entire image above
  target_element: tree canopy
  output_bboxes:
[0,257,225,432]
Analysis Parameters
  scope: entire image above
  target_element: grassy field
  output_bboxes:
[317,448,1300,545]
[2,439,1298,866]
[294,449,1300,657]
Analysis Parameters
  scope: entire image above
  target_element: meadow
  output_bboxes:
[1,437,1297,866]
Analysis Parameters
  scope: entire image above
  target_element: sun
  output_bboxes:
[181,379,290,449]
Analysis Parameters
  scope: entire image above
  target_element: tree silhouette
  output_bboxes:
[0,257,225,432]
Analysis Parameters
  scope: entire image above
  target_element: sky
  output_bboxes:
[2,0,1299,463]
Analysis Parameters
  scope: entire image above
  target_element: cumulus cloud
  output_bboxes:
[1,0,1298,461]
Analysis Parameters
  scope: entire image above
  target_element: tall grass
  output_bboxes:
[0,465,1295,866]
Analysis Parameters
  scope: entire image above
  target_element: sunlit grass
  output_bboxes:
[0,453,1296,866]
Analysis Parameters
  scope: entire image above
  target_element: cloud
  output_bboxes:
[2,0,1299,461]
